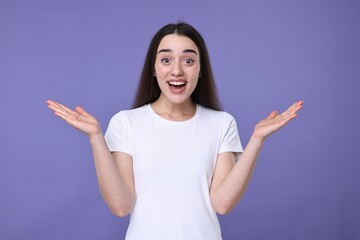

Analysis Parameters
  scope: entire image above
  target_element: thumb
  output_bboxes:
[75,106,89,116]
[266,111,278,120]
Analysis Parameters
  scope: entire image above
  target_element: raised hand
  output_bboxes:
[47,100,101,138]
[252,101,304,142]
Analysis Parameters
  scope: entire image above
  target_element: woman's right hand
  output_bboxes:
[47,100,101,138]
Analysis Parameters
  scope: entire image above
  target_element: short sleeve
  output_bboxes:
[104,111,134,156]
[219,113,243,161]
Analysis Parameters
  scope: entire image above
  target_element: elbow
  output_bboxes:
[217,209,232,216]
[214,204,234,215]
[101,191,134,218]
[211,193,240,215]
[211,199,235,215]
[110,206,131,217]
[108,200,133,217]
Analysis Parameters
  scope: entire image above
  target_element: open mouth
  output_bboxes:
[168,81,187,88]
[167,81,187,94]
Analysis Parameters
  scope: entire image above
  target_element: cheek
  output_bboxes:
[191,68,201,80]
[154,64,167,78]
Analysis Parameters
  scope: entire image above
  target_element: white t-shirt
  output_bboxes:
[105,104,243,240]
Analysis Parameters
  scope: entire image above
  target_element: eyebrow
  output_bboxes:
[157,49,198,55]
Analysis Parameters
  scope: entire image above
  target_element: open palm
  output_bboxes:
[253,101,303,141]
[47,100,101,137]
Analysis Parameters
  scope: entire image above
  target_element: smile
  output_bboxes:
[168,81,186,87]
[167,80,187,94]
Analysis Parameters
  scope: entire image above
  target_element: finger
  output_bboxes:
[285,103,302,119]
[47,100,61,111]
[53,101,75,114]
[75,106,89,117]
[271,101,303,129]
[47,102,58,111]
[52,102,82,120]
[54,110,79,125]
[290,101,304,113]
[278,107,302,127]
[46,100,56,106]
[47,100,72,113]
[283,113,299,126]
[281,111,297,122]
[283,102,299,115]
[266,111,278,120]
[49,103,81,121]
[281,101,303,118]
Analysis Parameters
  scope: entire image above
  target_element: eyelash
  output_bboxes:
[160,58,195,65]
[161,58,171,64]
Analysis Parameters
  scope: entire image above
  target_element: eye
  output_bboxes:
[184,59,194,65]
[161,58,171,64]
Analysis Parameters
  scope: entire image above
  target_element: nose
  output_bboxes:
[171,61,184,76]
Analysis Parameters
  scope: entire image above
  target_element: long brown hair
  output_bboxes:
[132,22,222,111]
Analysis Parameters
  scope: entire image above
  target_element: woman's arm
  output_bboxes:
[47,100,135,217]
[210,101,303,215]
[89,134,135,217]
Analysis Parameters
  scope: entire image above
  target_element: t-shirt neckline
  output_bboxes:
[147,103,200,124]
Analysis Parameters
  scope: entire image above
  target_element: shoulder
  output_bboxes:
[108,105,151,131]
[110,104,150,121]
[198,105,237,124]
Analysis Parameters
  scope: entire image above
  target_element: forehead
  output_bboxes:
[157,34,199,52]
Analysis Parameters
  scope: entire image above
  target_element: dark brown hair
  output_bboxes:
[132,22,222,111]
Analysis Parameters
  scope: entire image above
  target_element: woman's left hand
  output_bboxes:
[252,100,304,142]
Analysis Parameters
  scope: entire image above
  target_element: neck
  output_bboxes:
[151,96,196,121]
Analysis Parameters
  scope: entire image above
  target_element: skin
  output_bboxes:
[151,34,200,120]
[47,34,303,216]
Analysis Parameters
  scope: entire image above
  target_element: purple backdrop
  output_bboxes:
[1,0,359,239]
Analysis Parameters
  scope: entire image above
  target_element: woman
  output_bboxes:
[47,22,303,239]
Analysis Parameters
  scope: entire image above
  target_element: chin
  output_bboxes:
[166,95,191,105]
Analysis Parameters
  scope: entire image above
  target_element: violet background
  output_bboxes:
[1,0,359,239]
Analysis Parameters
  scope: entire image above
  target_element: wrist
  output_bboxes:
[249,134,265,147]
[88,131,104,144]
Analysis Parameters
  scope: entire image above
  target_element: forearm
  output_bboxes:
[212,135,263,214]
[213,101,303,214]
[47,100,134,216]
[89,133,133,216]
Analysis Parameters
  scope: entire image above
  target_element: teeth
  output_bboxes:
[169,82,186,86]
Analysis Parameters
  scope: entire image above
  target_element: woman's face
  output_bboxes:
[154,34,201,105]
